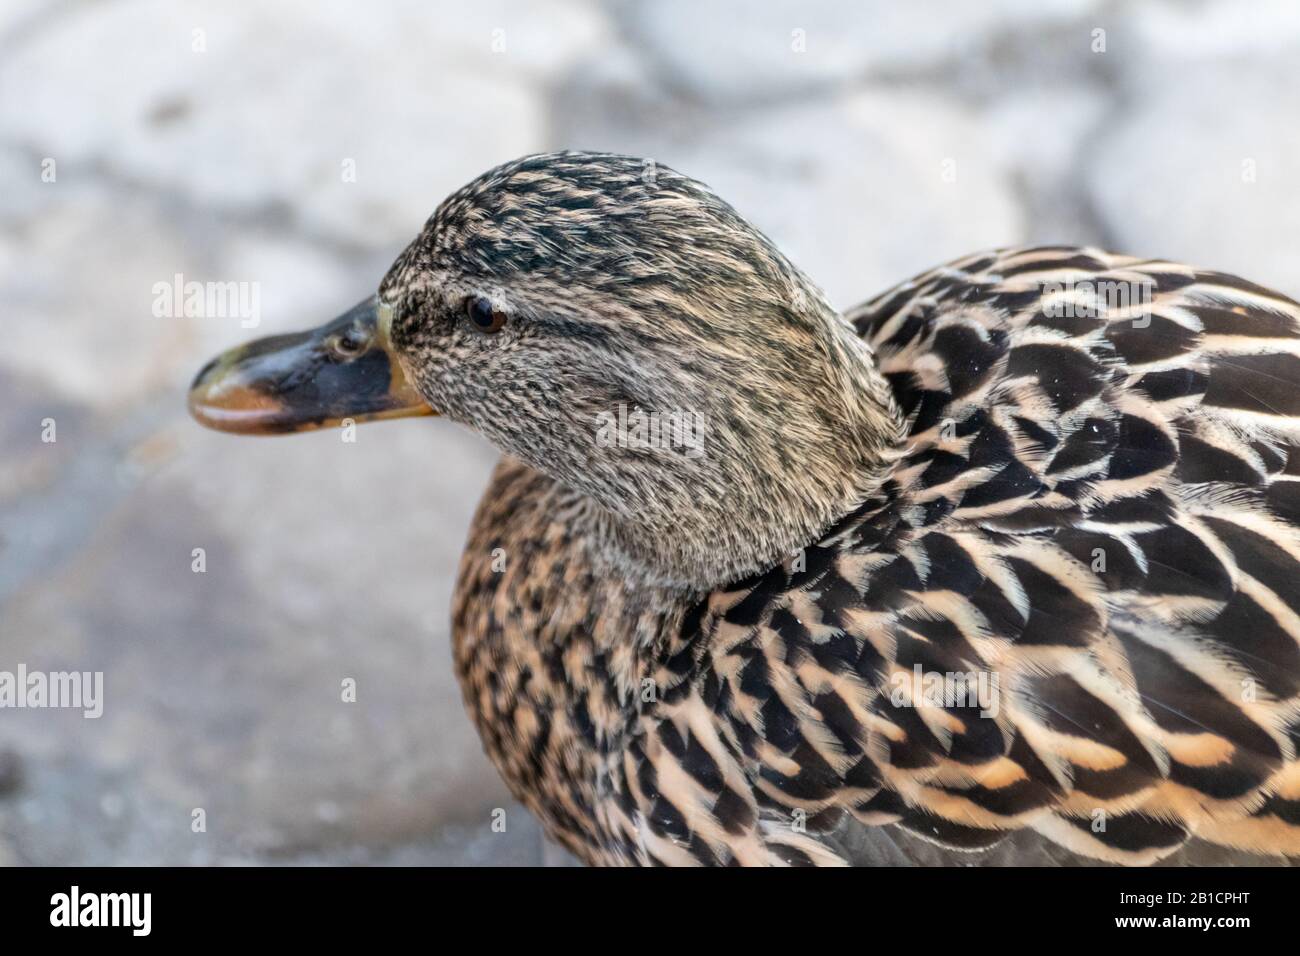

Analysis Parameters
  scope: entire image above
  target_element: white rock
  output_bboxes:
[1113,0,1300,67]
[625,0,1101,102]
[982,86,1110,243]
[0,0,50,45]
[1085,10,1300,297]
[0,0,610,246]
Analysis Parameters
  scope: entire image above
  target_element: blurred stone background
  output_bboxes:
[1,0,1298,866]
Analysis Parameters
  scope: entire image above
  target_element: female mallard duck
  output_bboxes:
[190,151,1300,866]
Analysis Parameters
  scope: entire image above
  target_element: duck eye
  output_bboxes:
[465,296,508,334]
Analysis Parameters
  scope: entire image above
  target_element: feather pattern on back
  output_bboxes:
[453,245,1300,865]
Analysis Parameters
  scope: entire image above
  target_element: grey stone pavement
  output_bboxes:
[0,0,1298,865]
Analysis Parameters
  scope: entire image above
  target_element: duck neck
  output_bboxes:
[581,304,904,595]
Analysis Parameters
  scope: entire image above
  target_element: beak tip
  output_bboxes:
[186,377,286,435]
[186,389,219,431]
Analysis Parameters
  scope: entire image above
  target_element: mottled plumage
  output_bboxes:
[191,153,1300,866]
[453,241,1300,866]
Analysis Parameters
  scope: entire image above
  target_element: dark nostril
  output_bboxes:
[330,326,371,360]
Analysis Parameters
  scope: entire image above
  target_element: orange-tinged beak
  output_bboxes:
[188,296,434,435]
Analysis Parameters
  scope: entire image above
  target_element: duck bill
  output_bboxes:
[188,296,434,435]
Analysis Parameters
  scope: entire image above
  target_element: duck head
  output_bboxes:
[190,151,902,591]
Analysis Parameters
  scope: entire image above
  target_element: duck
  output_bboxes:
[189,151,1300,866]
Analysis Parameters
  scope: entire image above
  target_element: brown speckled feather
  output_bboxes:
[455,245,1300,866]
